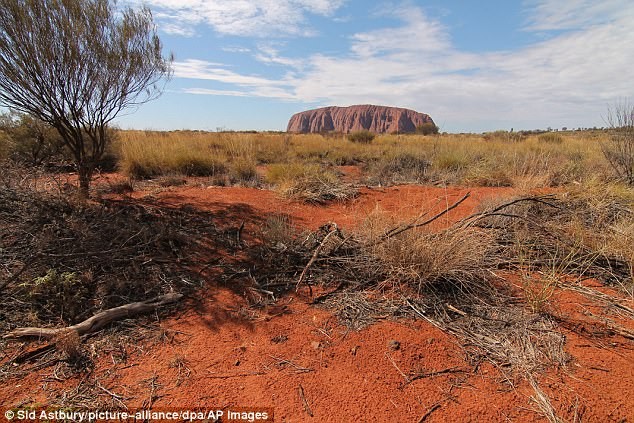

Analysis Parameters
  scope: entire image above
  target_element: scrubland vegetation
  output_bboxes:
[102,127,634,304]
[113,128,612,190]
[1,1,632,419]
[2,121,634,422]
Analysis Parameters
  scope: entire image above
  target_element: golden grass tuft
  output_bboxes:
[266,163,357,203]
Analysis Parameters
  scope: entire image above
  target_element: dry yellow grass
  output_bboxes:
[116,129,612,188]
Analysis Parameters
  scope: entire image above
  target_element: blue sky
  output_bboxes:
[116,0,634,133]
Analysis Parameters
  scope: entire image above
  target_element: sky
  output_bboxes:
[115,0,634,133]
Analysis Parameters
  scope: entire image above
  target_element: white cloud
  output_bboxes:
[222,46,252,53]
[254,43,304,68]
[136,0,346,37]
[159,21,196,37]
[523,0,633,31]
[174,59,297,100]
[175,2,634,130]
[350,8,450,57]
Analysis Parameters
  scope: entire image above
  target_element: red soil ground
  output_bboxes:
[1,174,633,422]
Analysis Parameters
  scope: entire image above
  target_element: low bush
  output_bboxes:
[365,150,430,185]
[229,157,260,185]
[347,130,375,144]
[483,130,526,143]
[602,101,634,185]
[0,111,65,166]
[266,163,356,203]
[416,122,439,135]
[367,223,496,292]
[118,136,227,178]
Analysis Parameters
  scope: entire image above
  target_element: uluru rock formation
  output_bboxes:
[287,104,434,134]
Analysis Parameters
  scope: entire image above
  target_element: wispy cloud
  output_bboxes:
[174,59,297,99]
[172,1,634,130]
[222,46,252,54]
[254,43,304,68]
[523,0,633,30]
[135,0,346,37]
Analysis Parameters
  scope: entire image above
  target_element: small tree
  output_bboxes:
[416,122,439,135]
[602,100,634,185]
[0,0,172,198]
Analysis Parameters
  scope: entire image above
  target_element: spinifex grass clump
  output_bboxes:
[347,130,375,144]
[118,135,227,178]
[266,163,357,203]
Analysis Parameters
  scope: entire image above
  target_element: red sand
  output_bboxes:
[2,177,633,422]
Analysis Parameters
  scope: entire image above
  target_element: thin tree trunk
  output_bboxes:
[78,163,92,200]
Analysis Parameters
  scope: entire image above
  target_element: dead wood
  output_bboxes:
[418,403,441,423]
[458,194,559,228]
[402,366,467,388]
[367,192,471,246]
[298,384,313,417]
[296,222,342,291]
[4,293,183,340]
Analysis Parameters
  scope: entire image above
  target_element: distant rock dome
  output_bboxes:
[287,104,434,134]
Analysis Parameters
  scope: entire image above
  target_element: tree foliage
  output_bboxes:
[0,0,172,197]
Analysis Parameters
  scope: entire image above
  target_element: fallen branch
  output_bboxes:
[368,192,471,246]
[298,384,313,417]
[418,403,441,423]
[206,371,266,379]
[458,195,559,228]
[402,366,467,388]
[296,222,341,291]
[3,293,183,340]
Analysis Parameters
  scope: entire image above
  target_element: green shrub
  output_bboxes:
[347,130,375,144]
[433,151,471,172]
[0,129,13,162]
[26,270,90,322]
[416,122,439,135]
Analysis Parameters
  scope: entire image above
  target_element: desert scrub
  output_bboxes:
[538,132,564,144]
[365,223,496,292]
[23,270,90,322]
[483,130,526,143]
[415,122,439,135]
[260,213,297,249]
[602,101,634,185]
[113,129,611,189]
[254,135,291,164]
[432,149,471,172]
[347,130,375,144]
[117,135,227,178]
[266,163,356,203]
[229,157,259,185]
[365,150,430,185]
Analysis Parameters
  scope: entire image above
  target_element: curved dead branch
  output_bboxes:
[3,292,183,340]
